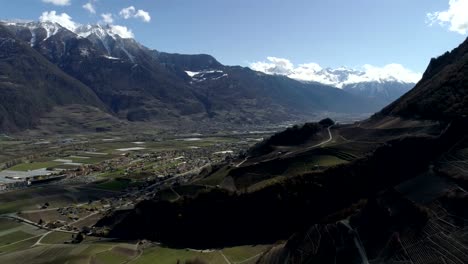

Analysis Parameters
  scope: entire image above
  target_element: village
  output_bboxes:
[0,132,268,239]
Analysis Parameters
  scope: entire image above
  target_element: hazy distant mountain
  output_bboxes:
[0,21,379,132]
[251,60,418,106]
[342,81,414,106]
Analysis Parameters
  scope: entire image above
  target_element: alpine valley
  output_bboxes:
[0,21,415,133]
[0,14,466,264]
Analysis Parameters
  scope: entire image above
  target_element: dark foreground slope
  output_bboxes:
[0,25,105,132]
[258,188,468,264]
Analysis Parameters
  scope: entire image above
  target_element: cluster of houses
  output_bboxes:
[0,168,68,191]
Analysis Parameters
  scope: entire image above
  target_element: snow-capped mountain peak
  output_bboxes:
[1,20,139,60]
[0,21,68,44]
[0,21,134,43]
[75,24,113,39]
[74,24,134,40]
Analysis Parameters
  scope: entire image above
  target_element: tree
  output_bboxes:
[318,118,335,126]
[73,232,84,243]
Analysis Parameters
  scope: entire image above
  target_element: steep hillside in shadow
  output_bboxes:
[379,37,468,120]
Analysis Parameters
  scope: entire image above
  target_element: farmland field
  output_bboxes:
[0,185,116,214]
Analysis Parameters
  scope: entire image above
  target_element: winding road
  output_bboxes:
[283,125,334,157]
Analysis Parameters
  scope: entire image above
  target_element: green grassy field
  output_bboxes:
[197,166,232,186]
[5,153,116,172]
[0,235,40,255]
[284,155,348,175]
[131,244,270,264]
[140,137,238,151]
[0,219,270,264]
[0,240,138,264]
[70,155,113,164]
[222,244,270,262]
[41,232,74,244]
[155,188,180,202]
[94,179,131,191]
[0,218,22,231]
[0,218,44,256]
[132,246,226,264]
[0,231,34,246]
[9,161,62,171]
[0,186,116,214]
[247,176,287,192]
[94,245,137,264]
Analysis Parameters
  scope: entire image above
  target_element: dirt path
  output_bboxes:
[219,250,232,264]
[340,220,369,264]
[170,187,181,201]
[234,252,263,264]
[33,231,52,246]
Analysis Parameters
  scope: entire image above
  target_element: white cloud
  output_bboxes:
[82,3,96,14]
[119,6,136,19]
[119,6,151,22]
[109,25,134,38]
[39,11,77,31]
[101,13,113,24]
[250,57,295,75]
[42,0,71,6]
[346,64,422,85]
[38,9,134,39]
[427,0,468,34]
[135,10,151,22]
[250,57,421,87]
[250,57,330,84]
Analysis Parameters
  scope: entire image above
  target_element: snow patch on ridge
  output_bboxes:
[185,70,228,82]
[185,71,200,77]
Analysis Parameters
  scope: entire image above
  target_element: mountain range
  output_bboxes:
[0,21,413,133]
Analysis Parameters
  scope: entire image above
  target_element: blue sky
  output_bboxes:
[0,0,467,74]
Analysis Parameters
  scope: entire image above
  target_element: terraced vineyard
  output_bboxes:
[437,137,468,188]
[385,201,468,264]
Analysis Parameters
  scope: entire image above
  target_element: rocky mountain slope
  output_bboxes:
[0,25,105,132]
